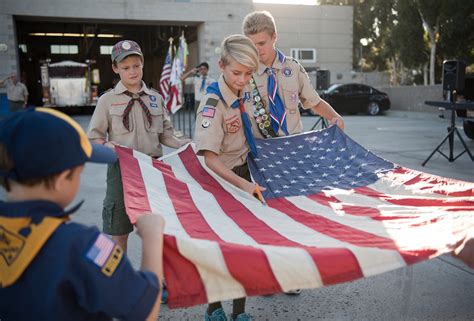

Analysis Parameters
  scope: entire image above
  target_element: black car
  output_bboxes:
[320,83,390,115]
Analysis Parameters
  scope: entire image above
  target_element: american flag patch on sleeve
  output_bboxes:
[202,106,216,118]
[86,233,115,268]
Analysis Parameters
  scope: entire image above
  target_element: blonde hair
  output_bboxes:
[242,11,277,36]
[220,35,259,70]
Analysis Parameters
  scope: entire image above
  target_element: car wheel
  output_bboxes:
[463,120,474,139]
[367,102,380,116]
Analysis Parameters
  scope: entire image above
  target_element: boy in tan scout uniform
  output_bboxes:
[88,40,190,252]
[194,35,260,321]
[242,10,344,139]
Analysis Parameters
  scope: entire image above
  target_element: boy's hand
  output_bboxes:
[452,236,474,268]
[330,116,344,131]
[135,213,166,239]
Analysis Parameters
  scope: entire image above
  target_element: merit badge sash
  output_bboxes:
[249,77,277,138]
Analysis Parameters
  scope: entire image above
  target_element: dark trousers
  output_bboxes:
[8,101,24,112]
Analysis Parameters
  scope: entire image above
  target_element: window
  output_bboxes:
[290,48,316,63]
[100,45,114,55]
[19,44,27,53]
[50,44,79,55]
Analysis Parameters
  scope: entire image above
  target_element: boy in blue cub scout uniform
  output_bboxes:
[0,108,165,321]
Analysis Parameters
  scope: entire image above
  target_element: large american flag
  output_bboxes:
[159,42,172,102]
[116,126,473,309]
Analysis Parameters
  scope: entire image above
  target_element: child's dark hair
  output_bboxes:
[0,143,71,191]
[198,62,209,69]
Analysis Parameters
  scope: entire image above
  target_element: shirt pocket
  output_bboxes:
[109,106,130,135]
[146,107,164,134]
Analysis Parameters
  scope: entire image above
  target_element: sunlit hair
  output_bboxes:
[242,10,277,36]
[220,34,259,70]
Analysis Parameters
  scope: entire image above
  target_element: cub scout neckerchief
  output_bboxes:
[0,216,68,288]
[248,77,277,139]
[122,90,152,131]
[206,82,258,157]
[0,200,77,288]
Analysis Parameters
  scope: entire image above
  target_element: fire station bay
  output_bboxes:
[0,0,352,110]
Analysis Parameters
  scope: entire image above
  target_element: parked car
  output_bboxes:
[319,83,390,115]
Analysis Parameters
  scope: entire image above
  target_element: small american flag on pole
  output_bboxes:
[159,40,173,102]
[116,126,473,309]
[166,33,188,114]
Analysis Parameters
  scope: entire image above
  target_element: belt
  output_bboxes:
[8,100,24,103]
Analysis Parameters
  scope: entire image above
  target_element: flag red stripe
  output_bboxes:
[394,167,474,197]
[269,197,435,265]
[164,236,208,308]
[117,148,152,224]
[355,186,474,208]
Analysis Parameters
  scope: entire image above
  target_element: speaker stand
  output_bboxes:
[422,105,474,166]
[310,116,329,131]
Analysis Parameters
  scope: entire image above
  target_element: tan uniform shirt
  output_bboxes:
[87,81,174,157]
[245,51,321,139]
[194,75,249,169]
[4,79,28,102]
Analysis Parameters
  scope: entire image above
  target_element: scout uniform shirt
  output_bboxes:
[87,81,174,158]
[194,75,249,169]
[245,49,322,139]
[0,200,160,321]
[3,78,28,102]
[193,74,216,103]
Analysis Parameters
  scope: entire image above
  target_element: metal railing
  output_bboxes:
[171,93,196,139]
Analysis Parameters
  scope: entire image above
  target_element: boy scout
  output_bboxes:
[242,10,344,139]
[87,40,190,252]
[194,35,260,321]
[0,108,165,321]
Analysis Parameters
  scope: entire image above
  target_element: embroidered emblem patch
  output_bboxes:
[201,119,211,128]
[283,67,293,77]
[243,92,251,102]
[206,97,219,107]
[150,103,158,108]
[86,234,118,274]
[226,117,241,133]
[122,41,131,50]
[150,95,157,102]
[202,106,216,118]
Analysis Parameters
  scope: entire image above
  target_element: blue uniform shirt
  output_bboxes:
[0,200,160,321]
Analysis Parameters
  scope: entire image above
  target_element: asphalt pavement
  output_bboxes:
[7,110,474,320]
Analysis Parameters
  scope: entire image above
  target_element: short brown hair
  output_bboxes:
[0,143,62,191]
[242,11,277,36]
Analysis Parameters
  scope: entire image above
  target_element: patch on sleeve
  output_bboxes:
[206,97,219,107]
[202,106,216,118]
[86,233,123,276]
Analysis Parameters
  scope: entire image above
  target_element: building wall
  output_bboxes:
[378,85,443,113]
[0,0,352,91]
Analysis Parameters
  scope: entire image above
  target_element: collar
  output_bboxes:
[256,48,287,76]
[113,81,152,96]
[0,200,82,220]
[217,75,241,108]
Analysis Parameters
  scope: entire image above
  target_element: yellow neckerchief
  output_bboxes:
[0,215,69,288]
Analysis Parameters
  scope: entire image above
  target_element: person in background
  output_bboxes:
[0,73,29,112]
[0,108,165,321]
[181,62,216,110]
